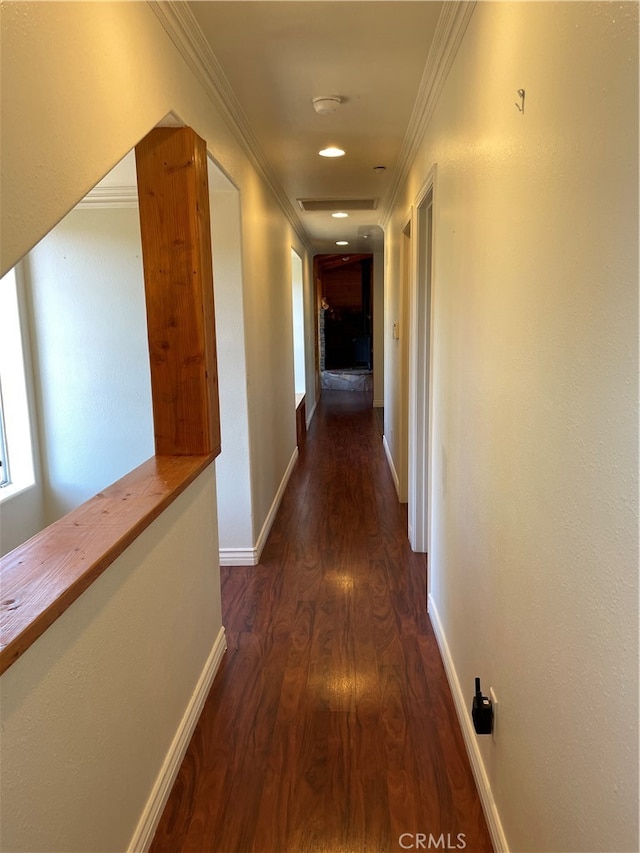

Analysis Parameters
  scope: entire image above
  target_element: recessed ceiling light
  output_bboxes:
[336,240,349,246]
[332,212,348,218]
[319,147,345,158]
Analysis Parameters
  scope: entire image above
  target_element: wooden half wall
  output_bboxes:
[1,126,221,674]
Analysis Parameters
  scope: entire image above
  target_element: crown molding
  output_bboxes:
[147,0,313,254]
[76,185,138,209]
[379,1,476,230]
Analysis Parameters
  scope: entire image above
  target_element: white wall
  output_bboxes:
[0,1,311,846]
[383,244,400,492]
[0,481,43,556]
[384,225,410,501]
[1,190,154,555]
[208,172,254,561]
[241,177,300,539]
[386,2,639,851]
[0,466,223,853]
[24,205,154,524]
[0,0,309,555]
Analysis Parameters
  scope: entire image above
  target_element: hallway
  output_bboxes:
[151,391,492,852]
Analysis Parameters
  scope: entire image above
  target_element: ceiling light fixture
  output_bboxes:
[319,147,345,158]
[336,241,349,246]
[332,212,348,218]
[313,95,343,115]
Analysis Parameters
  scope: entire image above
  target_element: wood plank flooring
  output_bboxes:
[150,390,493,853]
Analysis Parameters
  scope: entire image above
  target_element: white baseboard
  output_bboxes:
[219,547,257,566]
[129,626,227,852]
[218,448,299,566]
[253,447,298,564]
[382,435,400,499]
[427,595,509,853]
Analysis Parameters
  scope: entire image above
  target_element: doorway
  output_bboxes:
[317,253,373,392]
[408,173,434,554]
[398,220,411,503]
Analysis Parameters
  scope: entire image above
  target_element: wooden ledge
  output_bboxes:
[0,454,214,675]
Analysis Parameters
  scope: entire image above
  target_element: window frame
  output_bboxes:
[0,265,35,501]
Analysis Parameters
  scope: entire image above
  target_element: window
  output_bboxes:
[290,247,306,396]
[0,266,35,499]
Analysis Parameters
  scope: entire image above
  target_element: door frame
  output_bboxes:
[408,164,436,555]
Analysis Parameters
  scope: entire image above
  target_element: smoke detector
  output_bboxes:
[312,96,343,115]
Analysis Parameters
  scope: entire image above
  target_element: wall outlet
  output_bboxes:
[490,687,498,743]
[393,321,400,340]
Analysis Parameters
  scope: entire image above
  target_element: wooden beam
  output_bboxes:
[135,127,221,456]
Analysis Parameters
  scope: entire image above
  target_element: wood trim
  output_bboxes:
[135,127,221,457]
[0,454,214,675]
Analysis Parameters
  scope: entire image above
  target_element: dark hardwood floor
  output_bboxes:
[150,390,493,853]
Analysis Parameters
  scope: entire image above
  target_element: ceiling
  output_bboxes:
[91,2,450,255]
[184,1,445,255]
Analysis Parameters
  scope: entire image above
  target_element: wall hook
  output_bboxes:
[515,89,525,113]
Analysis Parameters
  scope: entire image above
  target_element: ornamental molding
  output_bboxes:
[76,185,138,209]
[379,1,476,229]
[148,0,313,253]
